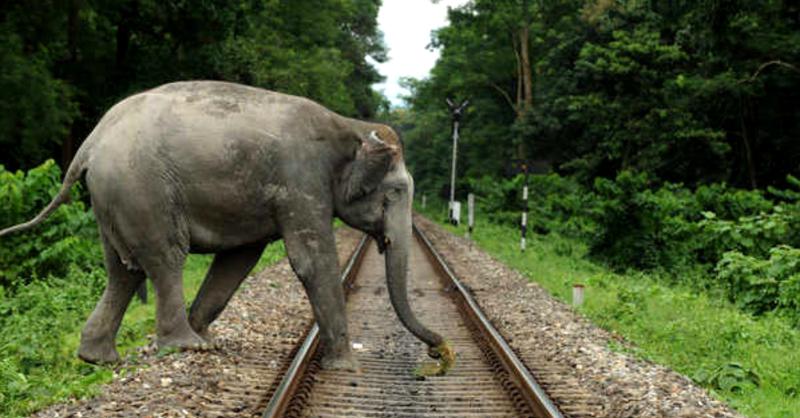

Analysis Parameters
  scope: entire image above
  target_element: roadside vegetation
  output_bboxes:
[0,162,286,417]
[417,184,800,418]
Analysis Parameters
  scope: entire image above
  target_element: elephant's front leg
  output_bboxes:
[283,225,357,371]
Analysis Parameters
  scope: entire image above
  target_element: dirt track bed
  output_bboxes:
[34,228,362,418]
[413,215,742,418]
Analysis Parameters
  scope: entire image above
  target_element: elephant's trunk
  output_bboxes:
[383,186,444,349]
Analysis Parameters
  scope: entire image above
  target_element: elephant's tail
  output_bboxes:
[0,141,92,238]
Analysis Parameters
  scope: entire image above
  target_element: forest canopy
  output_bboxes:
[400,0,800,195]
[0,0,387,172]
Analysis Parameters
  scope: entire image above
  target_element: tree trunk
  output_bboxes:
[519,25,533,112]
[514,2,533,161]
[61,0,81,169]
[740,99,757,189]
[115,1,136,77]
[512,34,522,117]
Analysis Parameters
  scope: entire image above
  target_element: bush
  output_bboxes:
[0,161,109,416]
[588,171,702,271]
[468,173,595,236]
[456,170,800,322]
[699,206,800,265]
[586,171,794,275]
[0,160,100,289]
[715,246,800,322]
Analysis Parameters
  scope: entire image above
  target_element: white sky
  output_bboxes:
[372,0,469,106]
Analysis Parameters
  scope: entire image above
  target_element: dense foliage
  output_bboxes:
[398,0,800,324]
[0,160,100,287]
[457,172,800,325]
[0,162,108,415]
[402,0,800,192]
[0,0,387,171]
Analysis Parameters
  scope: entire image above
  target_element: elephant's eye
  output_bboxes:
[384,188,401,203]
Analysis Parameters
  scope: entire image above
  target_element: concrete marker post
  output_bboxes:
[572,284,585,307]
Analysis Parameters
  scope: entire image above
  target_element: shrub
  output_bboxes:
[588,171,702,271]
[715,245,800,322]
[468,173,595,236]
[694,183,773,220]
[0,160,100,289]
[698,207,799,264]
[458,170,800,322]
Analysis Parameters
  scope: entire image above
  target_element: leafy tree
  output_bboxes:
[401,0,800,192]
[0,0,387,171]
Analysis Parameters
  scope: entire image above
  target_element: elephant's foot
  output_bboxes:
[196,327,216,345]
[157,329,213,353]
[189,319,216,343]
[78,339,120,364]
[320,351,360,372]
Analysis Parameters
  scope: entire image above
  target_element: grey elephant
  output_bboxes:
[0,81,452,372]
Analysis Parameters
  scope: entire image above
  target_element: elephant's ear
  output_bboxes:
[343,130,397,203]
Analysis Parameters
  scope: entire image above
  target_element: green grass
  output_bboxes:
[0,241,286,417]
[418,204,800,418]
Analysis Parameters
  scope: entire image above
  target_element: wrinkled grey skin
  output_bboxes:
[0,81,444,369]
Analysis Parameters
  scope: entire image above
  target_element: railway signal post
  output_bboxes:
[446,97,469,225]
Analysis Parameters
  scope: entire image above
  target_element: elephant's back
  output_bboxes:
[145,80,334,124]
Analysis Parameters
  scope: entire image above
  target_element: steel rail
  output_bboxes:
[263,225,564,417]
[413,223,564,418]
[262,235,370,418]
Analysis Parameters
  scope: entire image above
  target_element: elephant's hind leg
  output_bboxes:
[188,241,267,341]
[79,233,145,364]
[139,250,210,352]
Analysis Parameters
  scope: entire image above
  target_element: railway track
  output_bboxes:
[262,225,564,418]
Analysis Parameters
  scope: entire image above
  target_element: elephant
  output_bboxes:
[0,81,450,371]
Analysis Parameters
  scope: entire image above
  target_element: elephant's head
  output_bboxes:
[334,125,451,368]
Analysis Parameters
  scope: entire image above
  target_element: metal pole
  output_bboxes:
[446,98,469,225]
[449,120,459,223]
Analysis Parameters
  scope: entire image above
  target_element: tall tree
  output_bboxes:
[401,0,800,191]
[0,0,388,170]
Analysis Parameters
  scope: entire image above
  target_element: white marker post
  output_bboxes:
[572,284,585,307]
[521,174,529,252]
[467,193,475,238]
[451,201,461,226]
[421,194,427,210]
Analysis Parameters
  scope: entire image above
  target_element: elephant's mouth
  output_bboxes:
[374,234,390,253]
